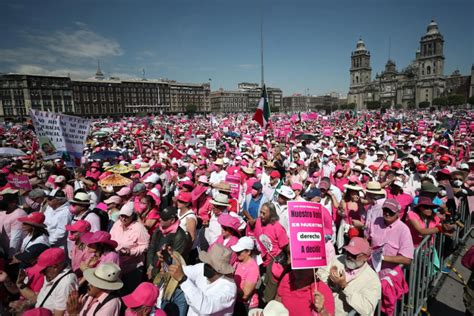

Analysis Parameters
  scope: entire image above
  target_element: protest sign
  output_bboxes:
[7,175,32,191]
[287,201,327,269]
[206,138,217,150]
[225,175,241,200]
[30,109,91,167]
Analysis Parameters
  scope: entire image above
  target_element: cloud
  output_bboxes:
[0,23,124,77]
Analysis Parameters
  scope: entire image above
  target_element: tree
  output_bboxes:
[447,94,465,106]
[394,104,403,110]
[432,97,447,107]
[468,96,474,105]
[418,101,430,108]
[340,103,356,110]
[366,101,381,110]
[270,106,280,113]
[186,103,197,114]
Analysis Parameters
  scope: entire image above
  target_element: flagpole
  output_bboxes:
[260,0,264,88]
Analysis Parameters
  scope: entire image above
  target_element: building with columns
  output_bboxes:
[348,20,471,109]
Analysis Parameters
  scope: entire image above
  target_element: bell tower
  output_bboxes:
[350,38,372,87]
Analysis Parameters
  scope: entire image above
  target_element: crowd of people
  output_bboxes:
[0,109,473,316]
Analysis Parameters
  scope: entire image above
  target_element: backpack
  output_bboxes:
[93,292,126,316]
[83,208,110,231]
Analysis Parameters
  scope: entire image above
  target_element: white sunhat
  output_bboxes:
[276,185,296,199]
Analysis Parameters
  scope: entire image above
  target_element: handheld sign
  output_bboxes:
[8,175,32,191]
[225,175,241,200]
[206,138,217,150]
[287,201,327,269]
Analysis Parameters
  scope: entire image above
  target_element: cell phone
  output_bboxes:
[162,250,173,265]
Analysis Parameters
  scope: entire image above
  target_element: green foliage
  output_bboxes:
[468,96,474,105]
[418,101,430,108]
[432,97,447,106]
[186,103,197,114]
[340,103,356,110]
[394,104,403,110]
[446,94,465,106]
[270,106,279,113]
[366,101,381,110]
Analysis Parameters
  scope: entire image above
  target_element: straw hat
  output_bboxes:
[210,193,230,207]
[105,164,134,174]
[343,184,363,191]
[83,263,124,291]
[69,192,91,205]
[98,174,132,188]
[214,158,224,166]
[212,181,232,193]
[365,181,386,195]
[241,167,255,175]
[198,244,234,274]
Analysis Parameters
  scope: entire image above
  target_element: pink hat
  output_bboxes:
[18,212,45,227]
[32,248,66,272]
[217,213,241,234]
[177,191,192,204]
[179,180,195,190]
[291,183,303,191]
[81,231,118,249]
[382,198,401,213]
[122,282,159,308]
[117,187,132,197]
[23,308,52,316]
[319,180,330,191]
[95,202,108,212]
[104,195,122,205]
[65,220,91,233]
[343,237,371,256]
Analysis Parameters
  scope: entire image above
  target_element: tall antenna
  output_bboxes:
[142,68,146,80]
[260,0,265,87]
[388,36,391,60]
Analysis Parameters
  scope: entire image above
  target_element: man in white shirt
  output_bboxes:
[204,194,230,244]
[34,248,78,314]
[43,189,73,249]
[273,185,296,234]
[169,244,237,316]
[209,159,227,185]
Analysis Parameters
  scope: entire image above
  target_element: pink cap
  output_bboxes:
[179,180,195,189]
[95,202,108,212]
[122,282,159,308]
[291,183,303,191]
[32,248,66,272]
[104,195,122,205]
[217,213,241,234]
[343,237,371,256]
[117,187,132,197]
[65,220,91,233]
[18,212,45,226]
[198,175,209,183]
[23,308,52,316]
[177,191,192,203]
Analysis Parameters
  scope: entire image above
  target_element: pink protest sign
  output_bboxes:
[287,201,327,269]
[7,175,32,191]
[225,175,241,200]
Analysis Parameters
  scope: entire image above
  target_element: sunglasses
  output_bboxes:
[382,208,397,217]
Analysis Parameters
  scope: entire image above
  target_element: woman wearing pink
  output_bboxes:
[406,196,454,247]
[80,230,120,268]
[209,213,240,264]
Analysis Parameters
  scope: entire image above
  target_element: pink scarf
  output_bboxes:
[159,219,180,236]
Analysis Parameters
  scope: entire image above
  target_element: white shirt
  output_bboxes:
[273,203,289,235]
[209,170,227,185]
[181,263,237,316]
[205,212,224,245]
[20,234,50,252]
[35,269,78,312]
[179,209,198,234]
[44,203,73,249]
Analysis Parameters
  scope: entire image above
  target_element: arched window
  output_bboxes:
[427,66,431,75]
[356,76,359,83]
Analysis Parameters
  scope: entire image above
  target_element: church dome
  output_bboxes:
[355,38,367,52]
[426,20,440,35]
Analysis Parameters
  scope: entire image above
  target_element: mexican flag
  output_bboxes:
[253,85,271,129]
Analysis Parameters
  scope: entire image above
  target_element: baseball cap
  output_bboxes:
[65,220,91,233]
[32,248,66,272]
[382,198,401,213]
[343,237,371,256]
[119,202,135,217]
[276,185,296,199]
[160,206,178,221]
[231,236,255,252]
[252,182,263,190]
[291,182,303,191]
[117,187,131,197]
[177,191,192,203]
[122,282,159,308]
[133,183,146,193]
[439,155,450,163]
[104,195,122,205]
[270,170,281,179]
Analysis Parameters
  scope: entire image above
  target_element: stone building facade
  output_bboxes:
[348,20,472,109]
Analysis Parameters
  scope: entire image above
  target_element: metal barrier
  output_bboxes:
[375,196,473,316]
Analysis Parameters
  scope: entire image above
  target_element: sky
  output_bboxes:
[0,0,472,96]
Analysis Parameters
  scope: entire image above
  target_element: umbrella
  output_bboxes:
[98,174,132,188]
[92,131,108,137]
[295,133,317,141]
[89,150,121,160]
[0,147,26,157]
[224,131,240,138]
[185,138,203,146]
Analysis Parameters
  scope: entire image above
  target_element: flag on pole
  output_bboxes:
[253,85,271,129]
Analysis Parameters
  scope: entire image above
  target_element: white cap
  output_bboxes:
[459,163,469,170]
[119,202,135,216]
[143,173,160,184]
[231,236,255,252]
[289,162,297,169]
[393,180,404,188]
[276,185,296,199]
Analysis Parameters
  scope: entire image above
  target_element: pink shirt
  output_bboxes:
[0,208,27,256]
[71,244,94,275]
[233,258,259,308]
[247,218,289,267]
[78,292,122,316]
[99,251,121,266]
[110,220,150,272]
[278,272,335,316]
[406,211,440,247]
[26,266,44,293]
[209,235,239,264]
[366,217,414,269]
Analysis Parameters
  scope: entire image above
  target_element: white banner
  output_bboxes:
[206,138,216,150]
[30,109,91,166]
